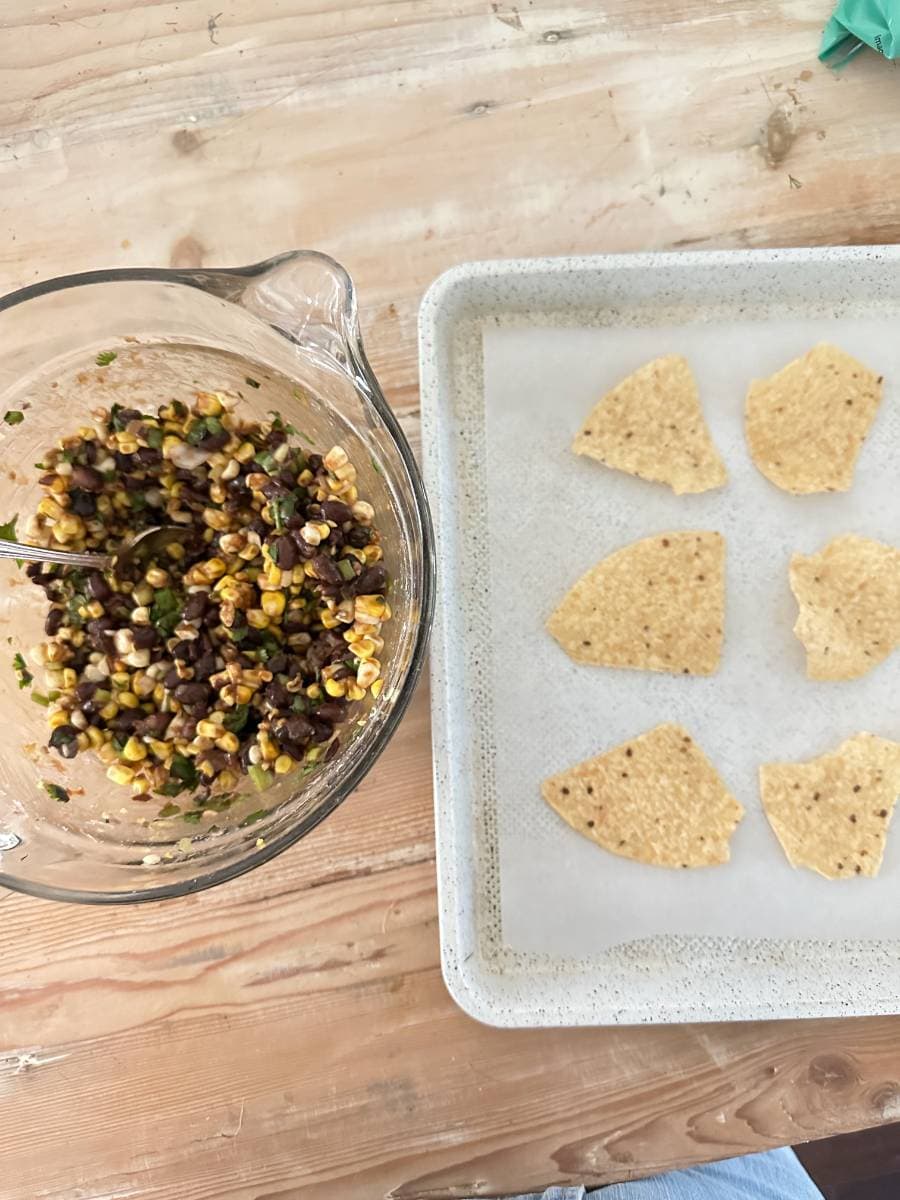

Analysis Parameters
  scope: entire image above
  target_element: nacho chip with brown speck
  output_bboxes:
[546,531,725,675]
[790,535,900,681]
[745,343,883,494]
[572,355,727,495]
[542,723,744,868]
[761,734,900,879]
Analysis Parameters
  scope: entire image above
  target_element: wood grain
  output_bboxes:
[3,2,900,1197]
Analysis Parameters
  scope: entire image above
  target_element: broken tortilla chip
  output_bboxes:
[542,723,744,868]
[745,343,883,494]
[546,531,725,675]
[790,535,900,681]
[761,734,900,879]
[571,355,727,495]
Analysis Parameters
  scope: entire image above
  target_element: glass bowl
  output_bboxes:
[0,251,434,903]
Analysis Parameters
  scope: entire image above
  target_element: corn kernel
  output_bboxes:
[324,677,347,698]
[235,684,254,705]
[217,770,237,792]
[274,754,295,775]
[362,544,383,564]
[196,391,224,417]
[204,557,227,580]
[203,508,230,531]
[145,567,170,588]
[351,500,375,524]
[216,731,240,753]
[121,736,148,762]
[306,683,322,700]
[196,719,220,739]
[370,678,384,699]
[87,726,105,749]
[319,609,340,630]
[152,682,166,706]
[235,441,256,463]
[54,513,86,541]
[357,660,380,689]
[354,636,377,660]
[85,600,105,619]
[166,541,186,561]
[261,591,285,618]
[345,682,366,702]
[324,446,348,472]
[106,763,135,786]
[209,482,226,505]
[99,701,120,721]
[118,691,140,709]
[61,667,78,689]
[48,708,70,730]
[37,497,64,520]
[246,608,270,630]
[305,746,322,764]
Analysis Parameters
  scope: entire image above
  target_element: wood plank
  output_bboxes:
[3,2,900,1197]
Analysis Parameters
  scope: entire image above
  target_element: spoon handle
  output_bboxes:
[0,539,111,570]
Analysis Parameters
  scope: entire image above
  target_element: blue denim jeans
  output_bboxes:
[486,1147,824,1200]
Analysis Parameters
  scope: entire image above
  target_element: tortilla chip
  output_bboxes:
[761,734,900,879]
[546,531,724,675]
[745,343,883,494]
[542,723,743,868]
[790,535,900,681]
[572,355,727,495]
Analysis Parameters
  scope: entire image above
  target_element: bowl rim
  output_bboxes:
[0,254,436,903]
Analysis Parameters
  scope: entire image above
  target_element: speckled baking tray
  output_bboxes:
[419,247,900,1027]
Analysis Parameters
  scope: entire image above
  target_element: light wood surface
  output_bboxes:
[3,3,900,1197]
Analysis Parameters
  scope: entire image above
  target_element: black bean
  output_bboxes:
[108,710,140,733]
[200,430,230,452]
[106,596,131,620]
[116,408,143,426]
[44,607,64,636]
[314,701,346,723]
[261,478,290,499]
[84,441,98,465]
[193,651,217,681]
[265,427,287,449]
[75,680,98,704]
[278,467,296,488]
[86,571,112,601]
[134,446,162,467]
[273,535,299,569]
[68,489,96,517]
[70,464,104,491]
[182,592,208,621]
[114,451,135,473]
[264,679,291,709]
[324,738,341,761]
[310,716,334,742]
[321,499,352,524]
[174,681,210,705]
[312,553,342,585]
[199,748,230,773]
[355,564,387,595]
[248,517,268,539]
[307,453,323,472]
[26,563,45,581]
[49,725,79,758]
[172,640,197,663]
[183,700,209,718]
[163,667,182,691]
[132,625,158,650]
[288,530,316,559]
[346,526,371,549]
[134,711,170,738]
[87,616,116,649]
[277,713,314,744]
[266,653,289,675]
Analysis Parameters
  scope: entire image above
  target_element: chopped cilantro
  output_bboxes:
[336,558,355,581]
[225,624,248,643]
[271,493,297,531]
[182,810,203,824]
[158,802,181,818]
[255,450,278,474]
[43,782,70,803]
[240,802,269,822]
[150,587,180,635]
[12,652,32,689]
[96,350,118,366]
[170,754,199,789]
[159,779,185,798]
[0,515,23,568]
[223,704,250,733]
[3,410,24,426]
[291,695,307,714]
[144,425,164,449]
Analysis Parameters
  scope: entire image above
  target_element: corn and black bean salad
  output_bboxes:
[19,389,390,814]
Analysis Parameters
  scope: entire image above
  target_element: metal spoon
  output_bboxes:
[0,526,195,572]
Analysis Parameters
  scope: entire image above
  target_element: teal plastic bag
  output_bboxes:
[820,0,900,65]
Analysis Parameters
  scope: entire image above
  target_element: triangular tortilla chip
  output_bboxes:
[546,531,725,675]
[542,723,743,868]
[790,535,900,680]
[745,343,883,494]
[571,355,727,495]
[761,734,900,879]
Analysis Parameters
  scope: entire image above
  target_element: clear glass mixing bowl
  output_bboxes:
[0,251,434,903]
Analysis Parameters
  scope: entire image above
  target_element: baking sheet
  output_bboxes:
[483,317,900,959]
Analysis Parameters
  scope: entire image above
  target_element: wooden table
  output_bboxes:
[3,4,900,1197]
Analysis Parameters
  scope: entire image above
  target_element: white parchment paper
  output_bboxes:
[483,318,900,957]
